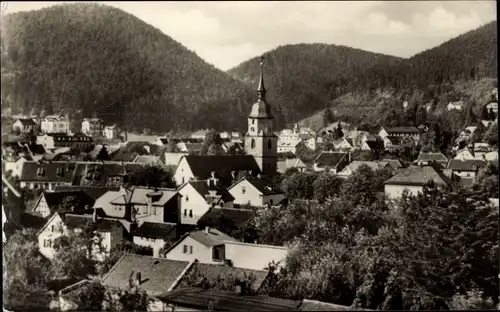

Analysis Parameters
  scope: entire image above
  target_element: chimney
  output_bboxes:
[136,272,141,286]
[205,226,209,234]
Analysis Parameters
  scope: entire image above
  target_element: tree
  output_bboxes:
[474,161,499,198]
[201,130,222,155]
[281,172,317,200]
[483,122,498,146]
[323,105,335,127]
[207,143,225,156]
[164,140,180,153]
[333,123,343,140]
[96,146,110,161]
[129,164,175,188]
[313,172,343,203]
[68,280,106,311]
[480,104,492,120]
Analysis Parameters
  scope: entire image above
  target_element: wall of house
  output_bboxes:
[164,152,188,166]
[37,135,55,149]
[20,181,71,191]
[3,158,26,177]
[133,236,165,257]
[38,215,66,259]
[173,159,195,186]
[33,194,51,218]
[229,180,264,206]
[263,193,285,206]
[164,236,212,263]
[134,204,165,223]
[385,184,423,200]
[224,242,288,271]
[454,151,475,160]
[178,184,210,225]
[453,170,477,179]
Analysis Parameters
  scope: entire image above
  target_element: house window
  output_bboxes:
[242,187,246,194]
[269,199,273,206]
[189,210,193,218]
[183,245,188,253]
[44,239,52,248]
[252,119,255,125]
[251,139,256,149]
[184,209,187,217]
[189,246,193,254]
[186,196,189,202]
[51,225,55,232]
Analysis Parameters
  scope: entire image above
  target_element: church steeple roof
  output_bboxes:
[249,56,273,119]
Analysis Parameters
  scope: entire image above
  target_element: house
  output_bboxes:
[155,137,169,146]
[36,133,94,150]
[37,211,125,260]
[30,190,96,218]
[277,139,304,154]
[197,207,255,241]
[109,141,163,162]
[447,101,464,111]
[459,126,478,138]
[19,161,76,191]
[2,174,23,227]
[277,158,308,174]
[164,151,188,166]
[132,222,182,257]
[173,155,261,186]
[177,178,234,225]
[81,118,104,137]
[110,186,180,224]
[454,147,476,161]
[337,161,393,178]
[190,129,210,140]
[3,155,29,178]
[132,155,164,166]
[446,159,487,181]
[41,115,70,134]
[313,152,350,173]
[382,136,414,152]
[384,165,451,200]
[72,161,144,187]
[176,141,204,154]
[103,125,119,140]
[163,227,238,263]
[414,152,448,167]
[156,288,302,311]
[333,138,355,152]
[12,118,36,134]
[483,151,498,162]
[382,159,403,171]
[378,126,420,144]
[211,241,289,271]
[227,176,285,207]
[92,186,131,219]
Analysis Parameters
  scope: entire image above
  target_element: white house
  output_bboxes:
[164,152,188,166]
[333,138,355,152]
[103,125,119,140]
[378,126,420,144]
[217,241,289,271]
[37,211,124,261]
[337,161,392,178]
[177,178,234,225]
[12,118,36,134]
[81,118,104,137]
[454,148,476,161]
[93,186,131,219]
[446,159,487,181]
[277,158,308,174]
[19,161,75,191]
[384,165,451,200]
[163,227,238,263]
[132,222,178,257]
[447,101,464,111]
[3,156,28,178]
[41,115,70,134]
[227,176,285,207]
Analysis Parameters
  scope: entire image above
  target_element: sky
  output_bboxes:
[2,1,497,70]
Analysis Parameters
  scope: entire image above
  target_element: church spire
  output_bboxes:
[257,56,266,101]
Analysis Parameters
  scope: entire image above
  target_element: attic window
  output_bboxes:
[37,167,45,176]
[153,260,160,265]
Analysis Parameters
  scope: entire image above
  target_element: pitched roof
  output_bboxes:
[187,180,235,203]
[188,228,238,247]
[384,165,450,187]
[62,213,123,232]
[197,207,255,230]
[314,152,348,168]
[381,159,403,170]
[344,161,390,173]
[157,288,302,311]
[415,152,448,163]
[15,118,36,126]
[20,161,76,182]
[174,262,269,292]
[383,126,419,134]
[183,155,261,186]
[34,190,95,213]
[53,186,117,200]
[446,159,487,171]
[72,162,144,186]
[133,222,177,239]
[101,254,190,295]
[128,187,177,206]
[230,176,283,196]
[133,155,162,165]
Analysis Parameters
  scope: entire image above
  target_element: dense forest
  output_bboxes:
[0,3,257,133]
[231,21,497,128]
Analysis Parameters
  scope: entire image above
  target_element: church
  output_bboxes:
[173,56,278,187]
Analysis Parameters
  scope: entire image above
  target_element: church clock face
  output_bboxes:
[250,127,255,132]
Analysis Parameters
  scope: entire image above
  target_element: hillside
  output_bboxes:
[228,44,403,126]
[231,21,497,128]
[0,3,257,133]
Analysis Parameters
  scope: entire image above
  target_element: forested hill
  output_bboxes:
[0,3,257,133]
[227,44,403,125]
[231,21,497,128]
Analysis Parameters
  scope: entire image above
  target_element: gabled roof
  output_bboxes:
[415,152,448,163]
[62,213,124,232]
[15,118,36,126]
[446,159,487,171]
[314,152,348,168]
[197,207,255,230]
[173,262,269,292]
[20,161,76,182]
[184,180,235,203]
[72,162,144,186]
[228,176,283,196]
[128,187,178,206]
[381,159,403,170]
[382,126,419,134]
[182,155,261,186]
[188,228,238,247]
[101,253,190,295]
[384,165,450,187]
[157,288,302,311]
[133,222,177,239]
[132,155,162,165]
[33,190,95,214]
[300,299,372,311]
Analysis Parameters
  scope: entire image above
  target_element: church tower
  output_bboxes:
[245,56,278,175]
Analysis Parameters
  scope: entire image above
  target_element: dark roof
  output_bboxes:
[72,162,144,186]
[234,176,284,195]
[446,159,487,171]
[37,190,95,213]
[188,228,238,247]
[101,254,190,295]
[415,152,448,163]
[197,207,255,230]
[381,159,403,170]
[175,262,269,292]
[28,143,46,155]
[385,165,451,187]
[314,152,348,168]
[62,213,123,231]
[188,180,235,203]
[158,138,169,145]
[383,126,419,134]
[20,212,47,229]
[53,186,117,200]
[184,156,261,186]
[133,222,177,239]
[20,161,76,182]
[157,288,302,311]
[15,118,36,125]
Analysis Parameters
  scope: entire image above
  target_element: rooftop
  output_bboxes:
[187,180,235,203]
[314,152,348,168]
[446,159,487,171]
[133,222,177,239]
[385,165,450,187]
[188,228,238,247]
[382,126,420,134]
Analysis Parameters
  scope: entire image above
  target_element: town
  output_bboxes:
[2,2,499,312]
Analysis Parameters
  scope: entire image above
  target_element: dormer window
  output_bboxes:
[37,167,45,176]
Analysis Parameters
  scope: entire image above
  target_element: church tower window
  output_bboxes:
[251,139,256,149]
[268,139,272,150]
